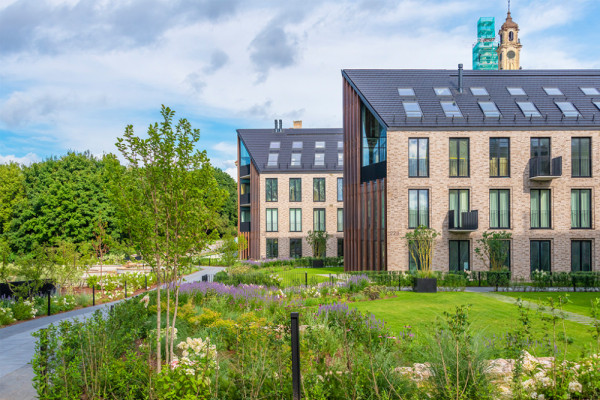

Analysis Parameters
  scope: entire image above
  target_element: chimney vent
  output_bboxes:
[274,119,278,132]
[458,64,463,93]
[278,119,282,132]
[293,120,302,129]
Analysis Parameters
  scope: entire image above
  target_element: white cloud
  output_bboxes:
[213,141,237,155]
[0,152,39,165]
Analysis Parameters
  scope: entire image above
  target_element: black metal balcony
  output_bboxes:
[529,156,562,181]
[448,210,478,232]
[240,193,250,206]
[240,222,251,232]
[239,164,250,178]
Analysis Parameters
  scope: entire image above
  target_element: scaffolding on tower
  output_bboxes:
[472,17,498,70]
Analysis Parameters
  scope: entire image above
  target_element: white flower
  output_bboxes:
[184,368,195,376]
[568,381,582,393]
[537,395,545,400]
[530,392,538,399]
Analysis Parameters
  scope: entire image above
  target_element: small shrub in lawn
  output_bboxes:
[12,298,38,320]
[0,306,15,326]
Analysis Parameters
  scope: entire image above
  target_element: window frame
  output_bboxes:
[530,240,551,273]
[408,138,429,178]
[449,240,470,272]
[337,177,343,202]
[289,178,302,202]
[571,137,592,178]
[290,238,302,258]
[408,189,429,229]
[266,238,278,259]
[449,138,470,178]
[290,153,302,167]
[289,208,302,232]
[530,189,551,229]
[313,208,326,232]
[571,240,592,272]
[314,153,325,166]
[266,208,278,232]
[571,189,592,229]
[337,208,343,232]
[265,178,278,202]
[489,189,511,229]
[313,178,326,202]
[489,137,510,178]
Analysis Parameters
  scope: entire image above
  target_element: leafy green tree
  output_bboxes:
[0,162,25,235]
[212,167,237,236]
[219,234,247,266]
[474,231,512,271]
[107,105,226,372]
[307,230,330,259]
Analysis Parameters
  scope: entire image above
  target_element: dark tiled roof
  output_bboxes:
[237,128,343,174]
[342,69,600,130]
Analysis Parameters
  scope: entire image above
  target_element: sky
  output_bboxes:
[1,0,600,179]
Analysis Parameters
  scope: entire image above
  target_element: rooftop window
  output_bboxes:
[581,87,600,95]
[291,153,301,167]
[479,101,501,118]
[338,152,343,166]
[315,141,325,149]
[470,87,489,96]
[403,101,423,118]
[594,101,600,111]
[555,101,581,117]
[516,101,541,117]
[440,101,463,118]
[292,141,303,149]
[269,141,280,150]
[543,87,563,96]
[398,88,415,96]
[314,153,325,166]
[337,141,343,149]
[434,87,452,96]
[267,153,279,167]
[507,87,526,96]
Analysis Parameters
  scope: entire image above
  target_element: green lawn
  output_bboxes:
[498,292,600,317]
[350,292,597,360]
[268,267,344,287]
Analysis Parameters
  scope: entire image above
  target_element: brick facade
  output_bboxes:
[386,129,600,278]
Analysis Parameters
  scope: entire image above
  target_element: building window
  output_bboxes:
[449,240,470,272]
[289,208,302,232]
[240,207,250,223]
[497,241,511,270]
[313,208,326,232]
[449,138,469,177]
[338,152,343,166]
[337,238,344,257]
[289,178,301,202]
[409,138,429,177]
[265,178,278,202]
[572,138,591,177]
[408,189,429,228]
[314,153,325,166]
[571,189,592,229]
[267,153,279,167]
[266,239,278,259]
[361,104,387,166]
[313,178,325,202]
[572,240,592,272]
[449,189,469,228]
[490,138,510,177]
[531,138,551,175]
[266,208,278,232]
[531,189,551,229]
[409,246,421,271]
[337,178,343,201]
[337,208,343,232]
[530,240,551,272]
[490,189,510,229]
[290,238,302,258]
[291,153,301,167]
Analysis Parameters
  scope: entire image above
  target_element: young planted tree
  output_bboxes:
[306,230,330,259]
[404,225,439,277]
[474,231,512,271]
[106,106,226,372]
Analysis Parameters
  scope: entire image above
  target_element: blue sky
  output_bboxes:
[1,0,599,178]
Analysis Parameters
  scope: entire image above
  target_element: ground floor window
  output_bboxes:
[571,240,592,272]
[266,238,278,259]
[337,238,344,257]
[408,244,421,271]
[498,240,511,270]
[449,240,469,272]
[290,238,302,258]
[530,240,551,272]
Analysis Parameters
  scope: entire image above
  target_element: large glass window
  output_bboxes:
[290,239,302,258]
[531,189,551,228]
[531,138,551,175]
[498,241,511,270]
[490,138,510,177]
[409,138,428,177]
[530,240,551,272]
[490,189,510,229]
[449,138,469,177]
[449,240,470,272]
[337,238,344,257]
[449,189,469,228]
[266,208,278,232]
[571,189,592,228]
[337,178,343,201]
[265,178,277,202]
[313,178,325,202]
[409,245,421,271]
[361,104,387,166]
[240,207,250,223]
[571,240,592,272]
[408,189,429,228]
[266,239,278,259]
[572,138,591,177]
[289,178,301,202]
[313,209,326,232]
[240,141,250,166]
[289,208,302,232]
[240,178,250,195]
[337,208,343,232]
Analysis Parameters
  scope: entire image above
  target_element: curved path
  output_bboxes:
[0,266,224,400]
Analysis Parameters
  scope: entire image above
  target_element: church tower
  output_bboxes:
[497,2,522,70]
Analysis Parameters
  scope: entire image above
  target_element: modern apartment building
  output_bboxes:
[237,121,344,260]
[342,68,600,278]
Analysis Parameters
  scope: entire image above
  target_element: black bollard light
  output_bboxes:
[92,285,95,306]
[291,312,301,400]
[47,291,51,316]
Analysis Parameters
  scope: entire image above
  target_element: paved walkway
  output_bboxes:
[0,267,224,400]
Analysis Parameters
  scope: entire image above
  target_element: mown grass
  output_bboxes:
[350,292,597,360]
[499,292,600,317]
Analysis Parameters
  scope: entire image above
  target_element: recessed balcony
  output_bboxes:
[240,222,251,232]
[239,164,250,178]
[529,156,562,181]
[448,210,478,232]
[240,192,250,206]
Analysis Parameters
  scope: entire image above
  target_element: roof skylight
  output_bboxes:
[291,153,301,166]
[434,87,452,96]
[516,101,541,117]
[338,153,343,166]
[479,101,501,118]
[315,141,325,149]
[292,141,303,149]
[543,87,563,96]
[507,87,526,96]
[581,87,600,95]
[555,101,581,117]
[269,141,280,150]
[314,153,325,166]
[470,87,489,96]
[267,153,279,167]
[440,101,463,117]
[403,101,423,118]
[337,141,343,149]
[398,88,415,96]
[594,102,600,111]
